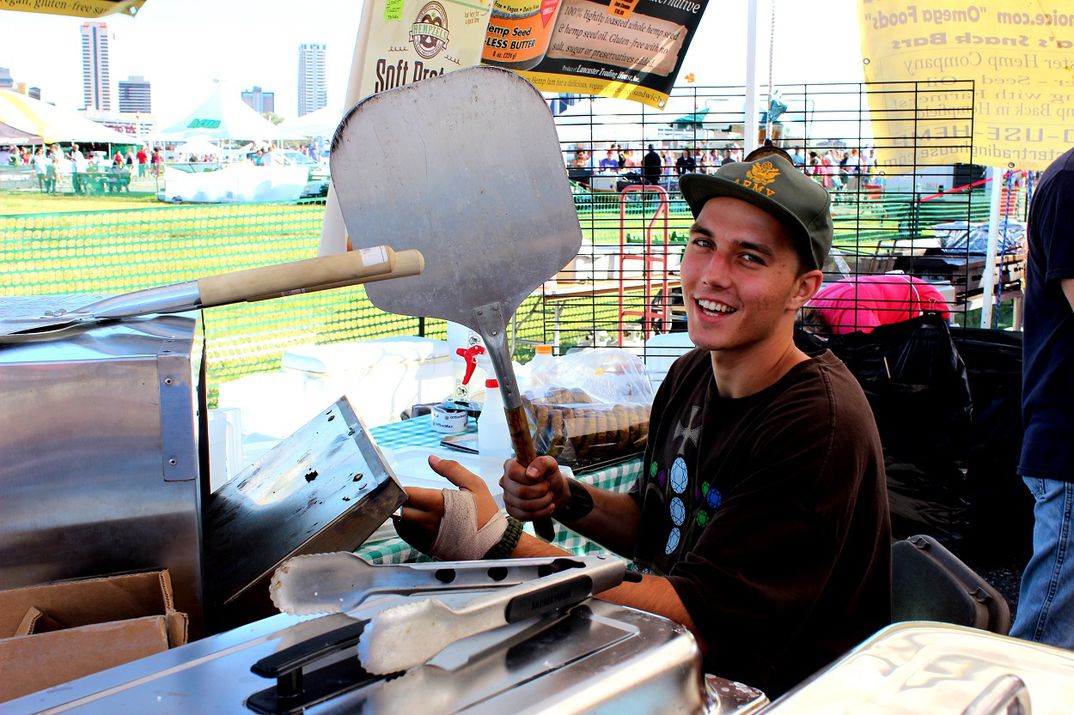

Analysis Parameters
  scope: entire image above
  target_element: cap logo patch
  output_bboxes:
[736,161,780,197]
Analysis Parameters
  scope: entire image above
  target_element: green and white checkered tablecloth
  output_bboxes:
[369,414,463,450]
[358,416,643,564]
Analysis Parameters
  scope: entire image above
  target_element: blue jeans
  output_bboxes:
[1010,477,1074,648]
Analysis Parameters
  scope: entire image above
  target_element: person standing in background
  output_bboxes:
[136,146,148,177]
[33,147,48,192]
[599,148,619,172]
[1012,146,1074,649]
[642,144,662,185]
[676,148,695,176]
[789,146,805,170]
[71,144,86,194]
[44,145,58,193]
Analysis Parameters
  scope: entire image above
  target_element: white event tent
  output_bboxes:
[158,85,298,142]
[173,137,223,159]
[278,105,344,139]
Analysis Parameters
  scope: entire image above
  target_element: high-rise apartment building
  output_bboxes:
[241,86,275,114]
[0,68,13,90]
[297,43,327,117]
[81,22,112,112]
[118,75,152,113]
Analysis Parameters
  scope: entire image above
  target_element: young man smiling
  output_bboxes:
[396,155,891,697]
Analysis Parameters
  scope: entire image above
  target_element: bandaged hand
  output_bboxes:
[394,455,507,560]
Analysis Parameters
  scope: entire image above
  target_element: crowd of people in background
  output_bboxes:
[568,141,880,193]
[2,142,167,194]
[0,138,326,194]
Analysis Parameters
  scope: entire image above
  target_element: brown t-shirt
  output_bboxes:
[630,348,891,696]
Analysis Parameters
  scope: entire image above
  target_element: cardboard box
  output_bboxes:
[0,570,188,703]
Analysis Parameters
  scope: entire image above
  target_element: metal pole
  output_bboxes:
[744,0,760,155]
[980,166,1003,329]
[318,1,375,256]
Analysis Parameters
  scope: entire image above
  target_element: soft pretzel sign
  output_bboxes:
[858,0,1074,171]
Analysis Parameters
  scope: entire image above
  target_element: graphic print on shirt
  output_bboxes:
[654,393,733,560]
[666,456,688,553]
[673,405,702,453]
[695,481,722,527]
[663,402,704,556]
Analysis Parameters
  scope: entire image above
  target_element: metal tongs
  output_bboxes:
[269,552,632,673]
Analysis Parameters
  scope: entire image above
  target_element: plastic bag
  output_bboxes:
[523,349,653,468]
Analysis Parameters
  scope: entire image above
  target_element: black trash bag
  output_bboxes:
[949,327,1031,566]
[796,313,975,543]
[796,316,1032,565]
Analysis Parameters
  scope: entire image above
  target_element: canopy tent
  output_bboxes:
[0,121,42,145]
[670,108,711,129]
[173,137,222,158]
[159,85,297,141]
[279,105,344,139]
[0,90,129,144]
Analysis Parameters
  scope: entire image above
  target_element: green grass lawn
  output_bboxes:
[0,192,160,215]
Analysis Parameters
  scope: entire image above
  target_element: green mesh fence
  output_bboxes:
[0,203,425,405]
[0,201,638,406]
[1,180,1010,408]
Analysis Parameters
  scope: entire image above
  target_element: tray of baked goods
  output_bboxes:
[521,349,653,470]
[524,386,650,469]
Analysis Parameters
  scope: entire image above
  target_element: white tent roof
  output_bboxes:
[279,105,344,138]
[174,138,221,157]
[159,84,295,141]
[0,90,130,144]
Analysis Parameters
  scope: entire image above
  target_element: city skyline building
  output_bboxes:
[118,75,152,113]
[241,86,275,114]
[80,21,112,112]
[297,42,326,117]
[2,68,44,101]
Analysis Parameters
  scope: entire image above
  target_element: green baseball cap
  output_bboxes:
[679,154,833,270]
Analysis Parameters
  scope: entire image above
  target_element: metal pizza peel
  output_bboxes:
[330,66,583,540]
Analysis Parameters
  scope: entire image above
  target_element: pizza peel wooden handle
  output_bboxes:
[506,405,556,541]
[197,246,420,307]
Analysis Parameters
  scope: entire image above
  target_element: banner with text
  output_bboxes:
[0,0,145,17]
[858,0,1074,171]
[481,0,708,109]
[358,0,493,98]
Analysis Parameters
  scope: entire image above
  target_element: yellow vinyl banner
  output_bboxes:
[0,0,145,17]
[858,0,1074,171]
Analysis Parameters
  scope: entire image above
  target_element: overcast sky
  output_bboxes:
[0,0,865,123]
